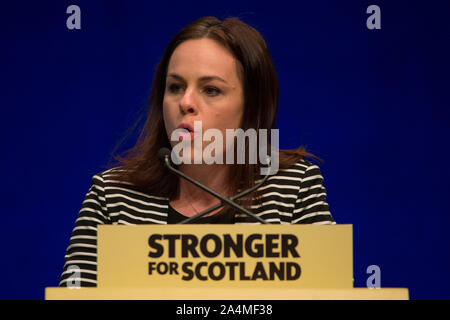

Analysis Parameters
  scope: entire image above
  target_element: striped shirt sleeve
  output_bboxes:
[59,174,110,287]
[292,164,336,225]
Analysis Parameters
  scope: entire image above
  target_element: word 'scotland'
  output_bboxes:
[148,233,302,281]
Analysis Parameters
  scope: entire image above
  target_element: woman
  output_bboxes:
[59,16,335,287]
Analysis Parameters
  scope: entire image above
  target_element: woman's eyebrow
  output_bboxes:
[167,73,228,84]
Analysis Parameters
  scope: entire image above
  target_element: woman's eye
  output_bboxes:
[167,84,220,96]
[168,83,183,94]
[204,86,221,96]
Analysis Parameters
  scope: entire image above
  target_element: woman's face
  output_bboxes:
[163,38,244,162]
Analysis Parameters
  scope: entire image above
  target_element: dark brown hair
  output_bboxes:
[110,16,318,211]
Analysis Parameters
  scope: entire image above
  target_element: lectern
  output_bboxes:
[45,225,409,299]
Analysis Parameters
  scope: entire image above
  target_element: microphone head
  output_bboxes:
[157,147,171,163]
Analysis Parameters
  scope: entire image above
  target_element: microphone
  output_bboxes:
[158,147,270,224]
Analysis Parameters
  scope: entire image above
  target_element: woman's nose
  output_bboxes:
[179,88,197,114]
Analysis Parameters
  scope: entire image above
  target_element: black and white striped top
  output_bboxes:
[59,160,336,287]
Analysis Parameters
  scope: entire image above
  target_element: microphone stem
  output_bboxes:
[180,172,272,224]
[164,157,268,224]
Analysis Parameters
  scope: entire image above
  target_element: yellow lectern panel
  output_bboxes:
[45,287,409,300]
[97,224,353,289]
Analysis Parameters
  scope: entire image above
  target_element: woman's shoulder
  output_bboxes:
[94,166,128,180]
[90,166,169,201]
[87,166,128,187]
[276,158,324,180]
[255,159,326,196]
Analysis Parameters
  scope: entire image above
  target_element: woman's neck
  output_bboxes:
[176,163,231,206]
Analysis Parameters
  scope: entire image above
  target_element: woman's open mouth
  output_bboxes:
[178,129,195,140]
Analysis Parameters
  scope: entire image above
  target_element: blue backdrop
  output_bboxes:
[1,0,449,300]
